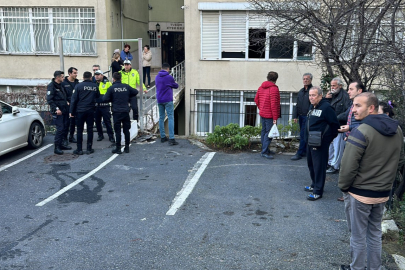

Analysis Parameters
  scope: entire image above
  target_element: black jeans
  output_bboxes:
[307,140,330,196]
[67,105,76,138]
[113,112,131,146]
[75,109,95,147]
[129,97,139,121]
[143,66,151,86]
[95,106,114,139]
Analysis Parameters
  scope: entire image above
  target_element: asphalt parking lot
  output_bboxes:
[0,135,382,270]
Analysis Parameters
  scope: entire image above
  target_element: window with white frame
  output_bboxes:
[201,11,314,61]
[0,7,96,55]
[193,90,298,135]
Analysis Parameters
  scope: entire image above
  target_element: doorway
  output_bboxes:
[161,31,185,68]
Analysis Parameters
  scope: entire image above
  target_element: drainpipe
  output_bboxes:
[120,0,124,49]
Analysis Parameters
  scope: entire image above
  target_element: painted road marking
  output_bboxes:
[166,152,216,216]
[0,144,53,172]
[36,145,128,206]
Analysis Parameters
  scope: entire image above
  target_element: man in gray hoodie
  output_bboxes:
[338,92,404,270]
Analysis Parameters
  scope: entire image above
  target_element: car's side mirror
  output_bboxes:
[12,106,20,114]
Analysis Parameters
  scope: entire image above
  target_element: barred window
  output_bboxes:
[192,90,298,135]
[0,7,96,55]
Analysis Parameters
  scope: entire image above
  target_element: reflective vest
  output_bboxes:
[99,80,112,95]
[120,68,146,90]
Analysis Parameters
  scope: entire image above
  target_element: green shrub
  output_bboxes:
[206,123,260,150]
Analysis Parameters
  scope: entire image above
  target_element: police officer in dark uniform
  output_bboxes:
[61,67,79,143]
[47,70,72,155]
[70,71,99,155]
[103,72,138,154]
[94,70,115,143]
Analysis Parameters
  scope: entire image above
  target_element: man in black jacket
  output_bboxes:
[304,86,340,201]
[70,71,99,155]
[325,77,351,174]
[46,70,72,155]
[103,72,138,154]
[291,73,313,160]
[61,67,79,143]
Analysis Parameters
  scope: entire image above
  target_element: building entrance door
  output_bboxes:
[161,31,184,68]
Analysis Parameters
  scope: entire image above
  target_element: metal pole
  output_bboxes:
[138,38,144,132]
[59,36,64,72]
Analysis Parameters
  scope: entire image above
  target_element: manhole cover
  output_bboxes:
[44,153,80,163]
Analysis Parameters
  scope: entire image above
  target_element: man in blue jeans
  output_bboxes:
[155,63,179,145]
[291,73,313,160]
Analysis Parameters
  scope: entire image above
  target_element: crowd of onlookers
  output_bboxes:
[254,72,404,270]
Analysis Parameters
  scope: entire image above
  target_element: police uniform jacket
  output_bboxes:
[61,76,79,102]
[47,79,69,114]
[70,80,99,114]
[103,81,138,113]
[96,76,112,107]
[120,68,146,91]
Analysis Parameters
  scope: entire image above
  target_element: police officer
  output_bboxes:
[120,60,146,121]
[103,72,138,154]
[94,70,115,143]
[61,67,79,143]
[47,70,72,155]
[70,71,99,155]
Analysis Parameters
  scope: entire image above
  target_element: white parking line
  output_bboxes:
[166,152,216,216]
[0,144,53,172]
[36,146,127,207]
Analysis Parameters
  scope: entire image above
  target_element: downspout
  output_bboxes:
[120,0,124,49]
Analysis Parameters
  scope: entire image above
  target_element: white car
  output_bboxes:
[0,100,46,156]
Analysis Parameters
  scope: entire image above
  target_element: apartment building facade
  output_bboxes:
[183,0,322,136]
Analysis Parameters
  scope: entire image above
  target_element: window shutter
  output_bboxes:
[201,11,219,59]
[221,11,246,58]
[248,14,268,29]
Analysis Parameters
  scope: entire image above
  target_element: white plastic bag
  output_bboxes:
[268,124,280,138]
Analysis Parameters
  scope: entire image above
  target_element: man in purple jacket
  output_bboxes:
[155,63,179,145]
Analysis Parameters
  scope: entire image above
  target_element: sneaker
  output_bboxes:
[304,186,314,192]
[261,153,274,159]
[326,167,339,174]
[339,265,351,270]
[307,193,322,201]
[161,137,168,143]
[168,139,179,145]
[290,154,302,161]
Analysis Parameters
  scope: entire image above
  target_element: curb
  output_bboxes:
[382,219,405,270]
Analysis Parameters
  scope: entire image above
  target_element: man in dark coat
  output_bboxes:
[291,73,313,160]
[46,70,72,155]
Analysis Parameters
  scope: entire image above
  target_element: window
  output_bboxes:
[193,90,297,135]
[201,11,313,61]
[149,31,160,48]
[0,7,96,55]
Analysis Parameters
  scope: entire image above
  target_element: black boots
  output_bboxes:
[69,135,77,143]
[60,140,72,150]
[73,144,83,155]
[86,143,94,155]
[112,144,122,154]
[54,145,63,155]
[124,145,130,153]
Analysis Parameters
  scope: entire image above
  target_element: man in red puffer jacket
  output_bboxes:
[254,71,281,159]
